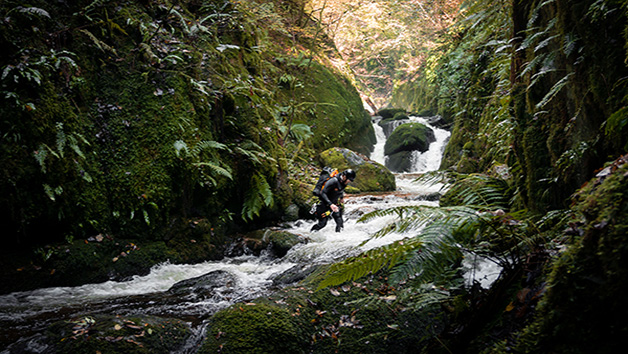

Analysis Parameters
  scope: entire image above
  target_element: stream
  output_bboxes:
[0,116,501,353]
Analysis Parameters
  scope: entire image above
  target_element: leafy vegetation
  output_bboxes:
[0,0,373,254]
[314,0,628,351]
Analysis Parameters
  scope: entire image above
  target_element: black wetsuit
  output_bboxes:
[311,176,346,232]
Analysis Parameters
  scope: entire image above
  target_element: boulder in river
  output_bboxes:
[225,228,308,258]
[168,270,236,298]
[319,147,396,192]
[384,122,435,155]
[12,315,191,354]
[384,123,436,173]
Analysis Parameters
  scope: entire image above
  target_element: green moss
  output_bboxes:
[514,158,628,353]
[376,108,406,119]
[384,123,434,155]
[200,303,307,354]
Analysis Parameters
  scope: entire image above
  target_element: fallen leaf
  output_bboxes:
[505,302,515,312]
[329,289,340,296]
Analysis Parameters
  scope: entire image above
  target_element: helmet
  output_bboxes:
[343,169,356,181]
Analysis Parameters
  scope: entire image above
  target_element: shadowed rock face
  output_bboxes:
[168,270,236,298]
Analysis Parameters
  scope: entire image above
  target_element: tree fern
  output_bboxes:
[174,139,233,187]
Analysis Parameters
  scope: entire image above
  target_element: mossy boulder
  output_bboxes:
[384,123,435,156]
[227,228,307,258]
[318,147,396,193]
[30,315,190,354]
[386,150,415,173]
[199,302,307,354]
[168,270,236,298]
[383,123,436,173]
[376,108,406,119]
[200,263,448,353]
[264,229,308,258]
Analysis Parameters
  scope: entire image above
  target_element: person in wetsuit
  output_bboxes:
[311,169,356,232]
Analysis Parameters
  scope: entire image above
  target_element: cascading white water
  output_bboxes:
[370,116,451,173]
[370,121,387,165]
[0,117,461,351]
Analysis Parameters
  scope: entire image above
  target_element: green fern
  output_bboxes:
[241,172,274,221]
[536,73,574,109]
[319,172,562,289]
[318,238,423,289]
[10,6,50,19]
[175,139,233,187]
[79,29,117,55]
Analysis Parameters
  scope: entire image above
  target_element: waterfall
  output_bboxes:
[370,121,387,165]
[370,116,450,173]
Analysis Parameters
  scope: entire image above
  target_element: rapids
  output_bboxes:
[0,116,504,352]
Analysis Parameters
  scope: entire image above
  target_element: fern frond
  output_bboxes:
[68,136,85,159]
[192,162,233,180]
[536,73,574,109]
[443,174,512,210]
[79,29,117,54]
[413,170,452,187]
[55,123,66,157]
[173,140,189,157]
[139,43,160,63]
[241,173,273,221]
[34,145,48,173]
[193,140,229,154]
[317,238,423,289]
[17,6,50,18]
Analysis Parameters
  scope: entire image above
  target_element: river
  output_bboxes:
[0,116,480,352]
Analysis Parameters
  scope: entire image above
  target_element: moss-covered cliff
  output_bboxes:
[0,0,374,253]
[391,0,628,213]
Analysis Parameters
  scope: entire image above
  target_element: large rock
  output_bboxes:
[383,123,436,173]
[386,150,415,173]
[264,229,308,258]
[199,303,307,354]
[168,270,236,298]
[318,147,396,192]
[384,122,435,155]
[226,228,307,258]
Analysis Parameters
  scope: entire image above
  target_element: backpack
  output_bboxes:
[312,166,338,197]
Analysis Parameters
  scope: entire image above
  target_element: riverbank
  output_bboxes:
[0,218,227,295]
